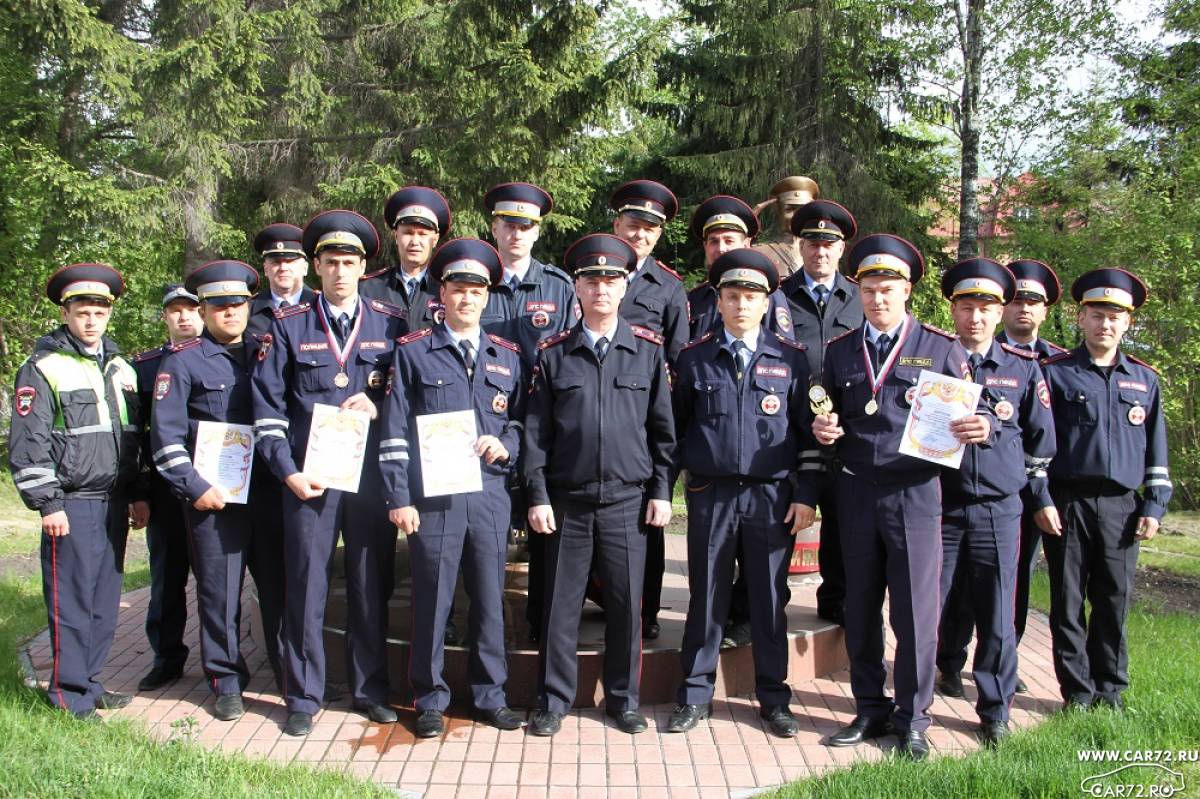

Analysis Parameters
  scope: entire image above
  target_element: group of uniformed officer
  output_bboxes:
[8,177,1170,757]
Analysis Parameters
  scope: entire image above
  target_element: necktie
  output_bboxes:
[1019,342,1035,352]
[813,284,828,313]
[459,339,475,379]
[594,336,609,362]
[336,313,351,343]
[278,299,291,310]
[871,333,892,372]
[732,340,750,378]
[508,275,520,293]
[969,352,983,378]
[405,278,417,302]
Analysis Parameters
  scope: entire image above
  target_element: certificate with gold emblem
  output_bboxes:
[898,370,982,469]
[303,403,371,493]
[416,410,483,497]
[193,421,254,504]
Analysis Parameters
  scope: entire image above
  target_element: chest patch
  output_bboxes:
[358,340,388,350]
[755,365,789,378]
[985,376,1019,388]
[1117,380,1148,393]
[898,356,932,368]
[526,301,558,313]
[485,363,512,377]
[300,342,329,352]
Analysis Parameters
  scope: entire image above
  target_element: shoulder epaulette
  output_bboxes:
[541,262,572,282]
[487,332,520,353]
[775,332,807,350]
[1044,340,1068,354]
[273,301,311,320]
[631,325,664,345]
[921,322,956,340]
[1042,351,1074,366]
[827,328,858,344]
[1125,353,1159,374]
[168,337,203,353]
[689,281,711,293]
[134,346,165,363]
[538,329,572,350]
[681,331,714,351]
[360,267,389,281]
[655,260,684,281]
[368,299,408,319]
[1000,342,1038,359]
[397,328,433,345]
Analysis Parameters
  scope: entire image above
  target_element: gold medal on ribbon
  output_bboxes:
[333,371,350,388]
[864,397,879,415]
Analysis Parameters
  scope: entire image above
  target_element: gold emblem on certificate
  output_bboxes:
[808,384,833,415]
[333,371,350,388]
[864,398,879,415]
[994,399,1014,421]
[1128,404,1146,425]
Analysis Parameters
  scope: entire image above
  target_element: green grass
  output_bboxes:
[1139,522,1200,579]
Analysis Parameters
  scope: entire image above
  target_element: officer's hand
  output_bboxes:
[1034,505,1062,536]
[390,506,420,535]
[645,499,672,528]
[129,501,151,530]
[41,510,70,537]
[1135,516,1160,541]
[475,435,509,465]
[193,487,227,512]
[950,414,991,444]
[285,473,327,501]
[785,503,817,535]
[813,413,843,445]
[340,392,378,420]
[528,505,557,535]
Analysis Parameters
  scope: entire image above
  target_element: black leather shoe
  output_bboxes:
[817,607,845,626]
[898,730,930,760]
[827,715,891,746]
[529,710,562,737]
[1094,694,1124,711]
[478,706,525,731]
[1014,676,1028,694]
[73,709,100,722]
[760,705,800,738]
[284,712,313,737]
[642,621,661,640]
[608,709,648,735]
[528,625,541,645]
[1062,695,1093,713]
[415,709,444,738]
[979,719,1009,747]
[720,621,752,649]
[936,670,964,698]
[95,691,131,710]
[214,694,244,721]
[138,664,184,692]
[666,703,712,733]
[444,619,462,646]
[355,703,399,724]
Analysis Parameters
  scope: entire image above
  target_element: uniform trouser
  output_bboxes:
[41,497,126,715]
[408,485,510,712]
[836,472,941,733]
[1014,505,1042,644]
[677,478,794,707]
[935,497,1021,722]
[144,480,190,670]
[282,484,397,715]
[1042,484,1139,705]
[540,493,644,715]
[641,506,664,625]
[813,472,845,616]
[248,478,286,688]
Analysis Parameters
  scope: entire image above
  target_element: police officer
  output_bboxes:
[665,249,822,738]
[932,258,1056,745]
[813,235,992,759]
[752,175,821,278]
[1039,268,1170,711]
[9,264,143,718]
[248,223,316,338]
[523,233,675,737]
[133,285,201,691]
[150,261,286,720]
[608,179,689,639]
[252,210,408,736]
[479,182,576,642]
[778,200,863,627]
[380,239,526,738]
[360,186,452,331]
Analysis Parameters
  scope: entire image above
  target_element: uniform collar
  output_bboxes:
[569,318,635,354]
[721,327,759,354]
[320,293,360,322]
[436,322,481,355]
[864,316,906,348]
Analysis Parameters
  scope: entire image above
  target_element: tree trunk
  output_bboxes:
[957,0,985,260]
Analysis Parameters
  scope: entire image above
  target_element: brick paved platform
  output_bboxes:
[22,534,1063,797]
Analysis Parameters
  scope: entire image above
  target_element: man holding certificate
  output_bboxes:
[150,261,285,721]
[933,258,1057,745]
[523,233,676,737]
[252,210,408,737]
[379,238,527,738]
[812,234,993,760]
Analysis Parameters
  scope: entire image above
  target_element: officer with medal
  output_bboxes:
[777,200,864,627]
[523,233,675,737]
[133,285,201,692]
[686,195,795,342]
[1039,268,1171,711]
[9,264,144,718]
[665,249,822,738]
[812,234,993,760]
[478,181,576,643]
[252,210,409,736]
[248,223,317,338]
[608,179,689,640]
[150,261,287,720]
[931,258,1056,745]
[751,175,821,278]
[380,239,527,738]
[360,186,452,332]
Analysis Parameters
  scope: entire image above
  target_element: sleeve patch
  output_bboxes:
[1037,379,1051,409]
[15,386,35,416]
[258,333,273,361]
[775,305,792,330]
[153,373,172,401]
